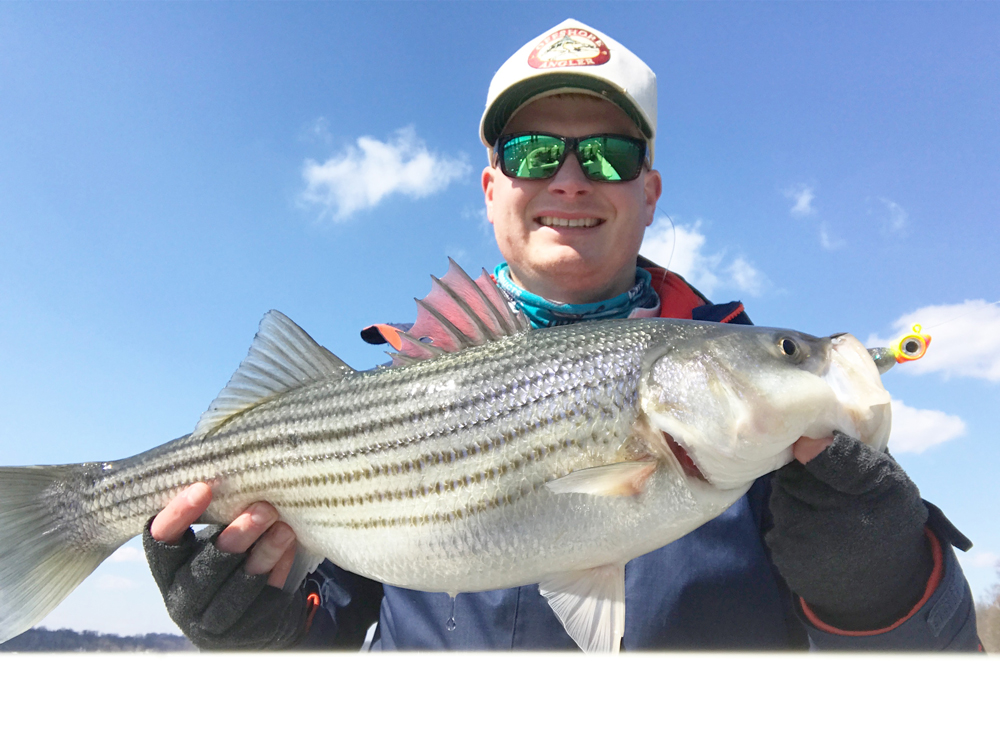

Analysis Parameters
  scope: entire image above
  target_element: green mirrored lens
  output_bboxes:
[499,134,645,181]
[578,137,643,181]
[502,135,566,179]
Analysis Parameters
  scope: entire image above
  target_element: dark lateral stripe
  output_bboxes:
[74,400,606,524]
[198,359,579,443]
[196,337,616,442]
[299,481,543,531]
[216,350,539,422]
[231,442,566,506]
[77,423,579,523]
[96,375,608,493]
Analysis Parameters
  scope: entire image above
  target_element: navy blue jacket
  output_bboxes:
[299,286,981,652]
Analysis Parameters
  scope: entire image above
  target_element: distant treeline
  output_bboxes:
[977,571,1000,654]
[2,596,996,652]
[0,627,195,652]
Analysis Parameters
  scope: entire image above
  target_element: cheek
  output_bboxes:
[496,187,533,227]
[612,188,649,235]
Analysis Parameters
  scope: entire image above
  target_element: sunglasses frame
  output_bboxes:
[493,132,649,183]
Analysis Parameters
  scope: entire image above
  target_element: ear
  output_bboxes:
[643,168,663,227]
[482,165,497,224]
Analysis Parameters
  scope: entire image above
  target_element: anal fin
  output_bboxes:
[539,564,626,654]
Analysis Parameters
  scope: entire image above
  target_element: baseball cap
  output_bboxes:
[480,19,658,165]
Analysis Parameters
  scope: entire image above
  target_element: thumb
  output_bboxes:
[150,482,213,544]
[792,436,834,464]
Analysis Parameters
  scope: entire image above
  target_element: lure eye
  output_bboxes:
[898,335,927,360]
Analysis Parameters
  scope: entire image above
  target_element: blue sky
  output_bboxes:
[0,2,997,636]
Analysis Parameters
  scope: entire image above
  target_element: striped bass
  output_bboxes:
[0,261,892,652]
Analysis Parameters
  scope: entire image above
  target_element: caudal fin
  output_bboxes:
[0,466,112,643]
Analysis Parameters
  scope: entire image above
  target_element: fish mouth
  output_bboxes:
[820,333,893,451]
[661,431,707,483]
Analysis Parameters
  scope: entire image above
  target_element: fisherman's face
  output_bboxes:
[482,94,661,304]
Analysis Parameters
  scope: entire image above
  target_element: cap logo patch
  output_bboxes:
[527,28,611,69]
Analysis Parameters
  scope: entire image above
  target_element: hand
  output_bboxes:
[766,432,933,631]
[791,435,834,464]
[143,483,309,649]
[149,483,297,588]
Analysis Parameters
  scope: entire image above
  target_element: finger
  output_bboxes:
[215,502,279,555]
[267,541,298,589]
[244,521,296,576]
[150,482,213,544]
[793,436,834,464]
[800,432,911,495]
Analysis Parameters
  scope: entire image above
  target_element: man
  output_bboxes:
[144,19,980,651]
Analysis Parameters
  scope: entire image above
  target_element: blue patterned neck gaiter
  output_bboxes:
[493,263,659,329]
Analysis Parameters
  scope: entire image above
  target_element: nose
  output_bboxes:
[547,151,592,197]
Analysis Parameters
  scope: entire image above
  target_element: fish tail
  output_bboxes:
[0,465,113,643]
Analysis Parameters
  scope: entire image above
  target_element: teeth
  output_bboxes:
[538,216,601,228]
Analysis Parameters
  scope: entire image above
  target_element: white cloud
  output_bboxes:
[867,300,1000,381]
[301,126,471,221]
[879,198,908,235]
[727,257,765,296]
[641,219,712,287]
[818,222,844,250]
[108,547,144,563]
[887,398,966,454]
[640,218,767,298]
[96,574,138,591]
[784,185,816,217]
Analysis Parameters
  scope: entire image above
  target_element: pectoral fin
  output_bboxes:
[544,460,658,497]
[539,564,626,654]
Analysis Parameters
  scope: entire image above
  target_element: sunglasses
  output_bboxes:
[494,132,648,182]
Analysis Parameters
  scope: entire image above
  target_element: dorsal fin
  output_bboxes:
[388,330,444,367]
[193,310,354,438]
[393,258,529,362]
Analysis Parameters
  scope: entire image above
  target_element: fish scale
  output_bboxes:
[58,321,648,596]
[0,263,894,651]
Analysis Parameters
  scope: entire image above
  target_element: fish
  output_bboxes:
[0,260,893,652]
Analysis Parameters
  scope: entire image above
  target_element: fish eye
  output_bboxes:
[778,336,805,363]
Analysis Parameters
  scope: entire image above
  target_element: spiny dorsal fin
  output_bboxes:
[389,330,443,367]
[393,258,529,362]
[193,310,354,438]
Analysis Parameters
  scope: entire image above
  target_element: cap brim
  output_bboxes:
[481,72,653,147]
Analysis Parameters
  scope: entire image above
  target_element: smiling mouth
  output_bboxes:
[536,216,603,228]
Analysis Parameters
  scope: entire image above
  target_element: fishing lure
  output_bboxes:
[868,324,932,374]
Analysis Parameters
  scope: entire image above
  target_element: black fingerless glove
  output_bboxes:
[143,519,309,650]
[765,432,933,631]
